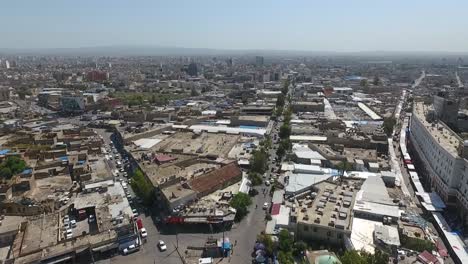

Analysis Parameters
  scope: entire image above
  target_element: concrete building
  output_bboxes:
[433,91,459,127]
[410,102,468,225]
[295,181,359,245]
[230,115,269,127]
[292,99,325,113]
[61,96,85,114]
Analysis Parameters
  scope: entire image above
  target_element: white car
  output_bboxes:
[65,229,73,239]
[132,209,139,217]
[263,202,269,210]
[123,244,137,255]
[140,228,148,238]
[265,180,271,186]
[88,215,95,223]
[158,240,167,251]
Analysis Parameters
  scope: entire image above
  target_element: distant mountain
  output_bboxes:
[0,45,467,57]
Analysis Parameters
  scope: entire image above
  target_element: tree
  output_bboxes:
[130,169,154,205]
[250,149,268,174]
[340,249,389,264]
[191,87,199,97]
[229,192,252,222]
[0,167,12,179]
[279,124,291,139]
[336,160,353,172]
[248,172,262,186]
[360,79,368,87]
[277,251,294,264]
[278,229,293,252]
[257,234,274,256]
[340,250,367,264]
[373,76,380,86]
[383,117,397,137]
[276,94,285,108]
[292,241,307,257]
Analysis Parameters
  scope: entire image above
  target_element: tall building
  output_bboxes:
[410,102,468,226]
[255,56,264,67]
[86,70,108,82]
[187,63,198,76]
[433,91,459,127]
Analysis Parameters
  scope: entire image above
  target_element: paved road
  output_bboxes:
[95,83,295,263]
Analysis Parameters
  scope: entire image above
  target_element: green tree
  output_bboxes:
[383,117,397,137]
[248,172,262,186]
[340,250,367,264]
[360,79,368,87]
[229,192,252,222]
[130,169,154,205]
[276,94,285,108]
[292,241,307,257]
[277,251,294,264]
[340,249,389,264]
[336,160,353,172]
[279,124,291,139]
[0,167,12,179]
[278,229,293,252]
[257,234,274,256]
[250,149,268,174]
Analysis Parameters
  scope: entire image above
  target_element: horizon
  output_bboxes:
[2,0,468,53]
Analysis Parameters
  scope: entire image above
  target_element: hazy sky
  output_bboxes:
[2,0,468,52]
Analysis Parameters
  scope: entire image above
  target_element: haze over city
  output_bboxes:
[1,1,468,264]
[1,0,468,52]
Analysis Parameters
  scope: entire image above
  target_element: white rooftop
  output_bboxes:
[133,138,162,149]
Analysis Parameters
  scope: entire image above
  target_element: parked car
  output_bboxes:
[158,240,167,251]
[263,202,269,210]
[88,215,95,223]
[140,228,148,238]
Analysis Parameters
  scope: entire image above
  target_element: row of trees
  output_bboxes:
[340,249,389,264]
[129,169,154,205]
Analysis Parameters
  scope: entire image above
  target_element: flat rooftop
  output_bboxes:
[138,154,221,187]
[413,102,460,156]
[296,180,359,231]
[154,131,240,157]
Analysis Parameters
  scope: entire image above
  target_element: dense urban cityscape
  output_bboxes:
[1,1,468,263]
[0,52,467,264]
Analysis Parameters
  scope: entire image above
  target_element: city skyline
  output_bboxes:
[1,0,468,52]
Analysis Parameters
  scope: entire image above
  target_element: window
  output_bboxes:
[313,228,318,232]
[327,231,332,237]
[338,233,343,239]
[303,226,309,231]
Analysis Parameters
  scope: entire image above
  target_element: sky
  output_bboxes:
[1,0,468,52]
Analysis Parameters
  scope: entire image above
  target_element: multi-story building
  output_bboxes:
[410,102,468,225]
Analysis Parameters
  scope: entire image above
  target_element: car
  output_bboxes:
[265,180,271,186]
[140,227,148,238]
[70,219,77,228]
[132,209,138,215]
[263,202,269,210]
[88,215,95,223]
[123,244,138,255]
[127,194,132,199]
[65,228,73,238]
[158,240,167,251]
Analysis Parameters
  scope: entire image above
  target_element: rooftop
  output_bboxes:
[296,180,359,231]
[413,102,460,156]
